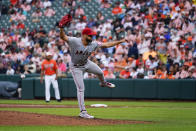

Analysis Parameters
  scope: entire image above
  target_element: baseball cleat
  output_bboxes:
[57,99,61,102]
[100,82,116,88]
[79,111,94,119]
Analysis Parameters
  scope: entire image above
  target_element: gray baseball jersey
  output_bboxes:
[67,36,104,112]
[68,37,100,65]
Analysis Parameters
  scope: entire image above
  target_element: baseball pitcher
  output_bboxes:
[41,52,61,102]
[59,14,127,118]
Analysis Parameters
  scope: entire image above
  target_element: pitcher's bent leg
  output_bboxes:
[86,60,105,84]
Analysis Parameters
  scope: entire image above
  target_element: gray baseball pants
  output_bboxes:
[70,60,105,112]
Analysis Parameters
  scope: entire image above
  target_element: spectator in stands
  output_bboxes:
[23,65,31,74]
[62,52,71,68]
[10,22,17,31]
[32,8,42,22]
[136,54,145,67]
[127,40,138,59]
[35,0,44,8]
[75,18,86,31]
[57,59,66,75]
[75,6,84,18]
[1,5,9,15]
[114,44,127,62]
[44,7,55,17]
[10,0,18,5]
[105,68,116,79]
[21,2,31,12]
[156,36,167,64]
[112,19,124,40]
[62,0,76,8]
[27,60,36,74]
[186,66,196,79]
[6,65,15,75]
[154,69,166,79]
[17,21,25,30]
[87,18,96,28]
[112,2,122,15]
[96,12,104,22]
[31,54,40,64]
[155,23,165,35]
[114,57,128,72]
[119,67,130,79]
[167,65,175,79]
[136,63,144,74]
[43,0,52,8]
[125,56,136,69]
[10,11,18,21]
[130,67,137,79]
[17,11,26,21]
[138,34,151,55]
[26,0,32,4]
[37,26,47,47]
[143,46,157,61]
[0,63,7,74]
[103,65,109,77]
[177,63,189,79]
[15,65,23,74]
[48,28,57,38]
[145,55,158,76]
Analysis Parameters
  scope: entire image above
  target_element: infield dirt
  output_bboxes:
[0,104,152,126]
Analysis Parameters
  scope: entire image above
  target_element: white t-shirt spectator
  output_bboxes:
[21,3,31,12]
[75,22,86,31]
[26,0,32,4]
[137,67,144,74]
[43,0,52,8]
[44,8,55,17]
[6,68,15,75]
[130,71,138,79]
[138,38,150,54]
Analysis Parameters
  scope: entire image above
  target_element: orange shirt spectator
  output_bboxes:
[10,0,18,5]
[17,22,25,29]
[103,68,109,77]
[119,69,130,79]
[112,5,122,15]
[114,58,128,72]
[167,73,175,79]
[154,70,166,79]
[41,59,57,75]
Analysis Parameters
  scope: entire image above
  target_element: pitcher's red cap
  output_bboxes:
[82,28,97,36]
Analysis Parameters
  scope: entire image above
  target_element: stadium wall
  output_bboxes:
[0,75,195,100]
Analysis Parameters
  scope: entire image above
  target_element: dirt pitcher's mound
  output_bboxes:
[0,111,151,126]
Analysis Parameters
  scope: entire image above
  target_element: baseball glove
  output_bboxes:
[59,14,72,28]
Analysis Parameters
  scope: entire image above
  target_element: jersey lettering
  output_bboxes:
[75,50,91,56]
[44,63,54,69]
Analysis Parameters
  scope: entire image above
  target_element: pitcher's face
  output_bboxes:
[85,35,93,43]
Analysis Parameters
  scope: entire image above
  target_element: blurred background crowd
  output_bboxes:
[0,0,196,79]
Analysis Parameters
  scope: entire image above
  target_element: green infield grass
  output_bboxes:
[0,99,196,131]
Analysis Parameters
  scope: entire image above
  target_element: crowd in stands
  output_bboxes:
[0,0,196,79]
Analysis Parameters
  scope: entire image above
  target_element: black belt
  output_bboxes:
[73,63,85,67]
